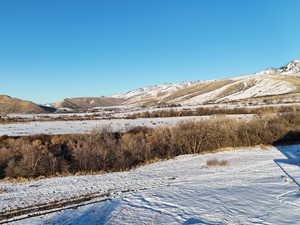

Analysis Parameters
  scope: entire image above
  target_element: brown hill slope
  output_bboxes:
[0,95,55,114]
[53,97,125,110]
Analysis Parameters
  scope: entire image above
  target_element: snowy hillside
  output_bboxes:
[113,59,300,106]
[181,76,296,105]
[2,145,300,224]
[255,59,300,75]
[112,81,198,102]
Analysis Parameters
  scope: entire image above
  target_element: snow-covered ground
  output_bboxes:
[0,115,251,136]
[6,102,300,121]
[1,145,300,224]
[4,101,300,137]
[6,105,136,119]
[7,112,101,119]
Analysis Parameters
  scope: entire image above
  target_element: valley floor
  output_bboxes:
[0,114,251,136]
[1,145,300,224]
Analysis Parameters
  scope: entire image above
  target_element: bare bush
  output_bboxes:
[0,188,8,194]
[124,105,300,119]
[206,159,229,166]
[0,112,299,179]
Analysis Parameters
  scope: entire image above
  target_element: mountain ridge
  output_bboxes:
[112,59,300,106]
[53,97,125,110]
[255,59,300,76]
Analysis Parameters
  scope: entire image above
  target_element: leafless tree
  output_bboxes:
[0,112,8,120]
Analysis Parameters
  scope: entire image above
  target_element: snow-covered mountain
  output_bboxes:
[112,81,198,101]
[255,59,300,75]
[113,59,300,106]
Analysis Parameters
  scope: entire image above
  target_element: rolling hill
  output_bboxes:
[0,95,55,115]
[53,97,125,110]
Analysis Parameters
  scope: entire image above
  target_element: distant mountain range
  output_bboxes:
[2,59,300,114]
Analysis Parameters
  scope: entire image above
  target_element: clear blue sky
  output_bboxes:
[1,0,299,103]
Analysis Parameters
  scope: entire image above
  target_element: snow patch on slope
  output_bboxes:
[218,78,295,102]
[181,81,235,104]
[112,82,199,100]
[182,77,295,105]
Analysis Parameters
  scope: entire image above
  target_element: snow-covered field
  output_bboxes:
[0,116,206,136]
[0,115,252,136]
[1,145,300,224]
[7,102,300,120]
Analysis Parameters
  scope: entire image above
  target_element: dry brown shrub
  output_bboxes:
[124,105,300,119]
[69,130,119,172]
[206,159,229,166]
[0,188,9,194]
[1,111,300,180]
[4,140,69,178]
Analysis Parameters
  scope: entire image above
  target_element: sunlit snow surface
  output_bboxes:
[0,115,253,136]
[1,145,300,225]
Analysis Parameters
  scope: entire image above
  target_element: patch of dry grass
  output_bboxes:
[0,188,9,194]
[206,159,229,167]
[216,79,257,100]
[271,75,300,93]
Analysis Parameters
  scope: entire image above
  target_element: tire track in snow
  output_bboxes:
[0,179,176,224]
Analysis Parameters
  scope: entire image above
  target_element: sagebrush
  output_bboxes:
[0,112,299,179]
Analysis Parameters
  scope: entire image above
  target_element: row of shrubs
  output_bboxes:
[124,105,300,119]
[0,112,300,179]
[0,114,104,124]
[2,105,299,124]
